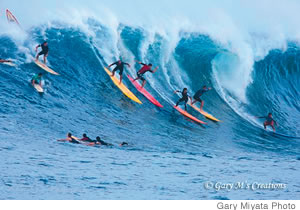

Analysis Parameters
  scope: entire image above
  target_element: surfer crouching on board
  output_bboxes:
[256,113,278,132]
[133,61,158,88]
[108,60,131,84]
[31,73,43,87]
[174,88,192,111]
[35,41,49,64]
[191,85,212,110]
[0,59,12,63]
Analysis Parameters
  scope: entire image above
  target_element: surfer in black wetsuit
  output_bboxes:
[57,133,80,144]
[108,60,131,84]
[35,41,49,64]
[191,85,212,110]
[88,136,113,146]
[256,113,278,132]
[174,88,191,111]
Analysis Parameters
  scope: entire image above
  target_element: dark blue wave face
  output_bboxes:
[0,20,299,199]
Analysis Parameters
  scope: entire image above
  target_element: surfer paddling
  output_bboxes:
[108,60,131,84]
[35,41,49,64]
[133,61,158,88]
[256,113,278,132]
[0,59,13,63]
[31,73,43,87]
[57,133,81,144]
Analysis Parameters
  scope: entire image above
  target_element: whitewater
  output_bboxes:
[0,0,299,199]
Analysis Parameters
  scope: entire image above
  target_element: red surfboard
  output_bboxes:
[6,9,20,25]
[128,75,163,108]
[173,106,206,124]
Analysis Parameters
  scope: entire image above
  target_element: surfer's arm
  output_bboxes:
[35,44,41,52]
[152,66,159,73]
[108,62,118,67]
[124,62,131,67]
[256,116,266,119]
[135,60,146,65]
[174,90,180,94]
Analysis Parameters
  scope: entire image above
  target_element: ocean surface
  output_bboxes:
[0,0,300,200]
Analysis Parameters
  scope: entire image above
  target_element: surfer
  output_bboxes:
[0,59,12,63]
[57,133,80,144]
[80,133,93,142]
[87,136,112,146]
[256,113,278,132]
[191,85,212,110]
[31,73,43,87]
[174,88,192,111]
[108,60,131,84]
[35,41,49,64]
[120,142,129,146]
[133,61,159,88]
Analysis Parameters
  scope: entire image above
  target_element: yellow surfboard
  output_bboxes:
[34,60,60,75]
[188,102,220,122]
[103,67,142,104]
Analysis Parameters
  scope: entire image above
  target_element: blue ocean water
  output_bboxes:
[0,13,300,199]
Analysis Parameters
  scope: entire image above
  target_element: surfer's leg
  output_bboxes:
[176,98,184,107]
[200,101,204,110]
[141,80,146,88]
[111,66,118,76]
[184,100,188,111]
[263,121,267,130]
[119,74,123,84]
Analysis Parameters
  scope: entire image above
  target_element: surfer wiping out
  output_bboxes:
[108,60,131,84]
[256,113,278,132]
[35,41,49,64]
[133,61,159,88]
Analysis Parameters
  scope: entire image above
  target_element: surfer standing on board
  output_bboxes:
[31,73,43,87]
[256,113,278,132]
[133,61,158,88]
[174,88,192,111]
[35,41,49,64]
[108,60,131,84]
[191,85,212,110]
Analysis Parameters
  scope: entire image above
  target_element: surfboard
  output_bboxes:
[34,60,60,75]
[188,101,220,122]
[127,75,163,108]
[1,61,16,67]
[6,9,20,25]
[173,106,206,124]
[33,84,44,93]
[103,67,142,104]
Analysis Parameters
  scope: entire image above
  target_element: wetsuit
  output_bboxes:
[31,75,41,84]
[70,137,80,144]
[81,137,93,142]
[110,61,130,75]
[193,88,210,103]
[176,90,189,110]
[38,43,49,56]
[136,63,153,81]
